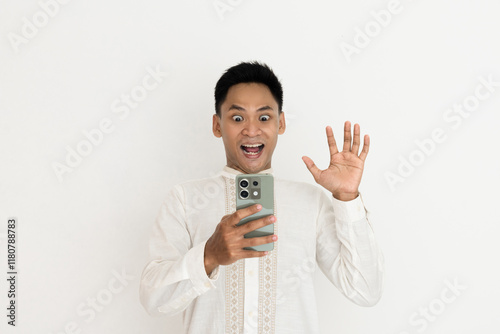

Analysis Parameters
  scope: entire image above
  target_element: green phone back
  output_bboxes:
[235,174,274,251]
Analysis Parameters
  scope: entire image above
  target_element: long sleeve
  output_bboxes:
[139,185,220,316]
[316,191,384,307]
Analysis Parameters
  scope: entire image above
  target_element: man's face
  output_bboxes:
[213,82,286,174]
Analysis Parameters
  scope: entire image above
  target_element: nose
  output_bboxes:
[241,118,262,137]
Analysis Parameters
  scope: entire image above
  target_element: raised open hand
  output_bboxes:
[302,121,369,201]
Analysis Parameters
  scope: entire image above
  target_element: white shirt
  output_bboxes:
[140,166,384,334]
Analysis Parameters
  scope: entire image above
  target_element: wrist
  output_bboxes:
[203,245,217,276]
[332,191,359,202]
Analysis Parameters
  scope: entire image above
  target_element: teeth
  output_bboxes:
[241,143,263,156]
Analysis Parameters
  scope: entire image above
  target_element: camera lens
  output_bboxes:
[240,190,249,199]
[252,181,259,186]
[240,179,249,188]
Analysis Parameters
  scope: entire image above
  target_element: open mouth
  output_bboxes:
[241,143,264,157]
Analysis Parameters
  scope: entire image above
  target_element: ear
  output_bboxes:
[212,113,222,138]
[278,111,286,135]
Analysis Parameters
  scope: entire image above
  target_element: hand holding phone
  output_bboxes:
[204,203,277,275]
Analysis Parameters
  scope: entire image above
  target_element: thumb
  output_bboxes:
[302,156,321,183]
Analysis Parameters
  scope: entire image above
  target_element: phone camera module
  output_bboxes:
[252,180,259,186]
[240,190,249,199]
[240,179,249,188]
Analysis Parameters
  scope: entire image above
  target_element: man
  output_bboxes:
[140,61,384,333]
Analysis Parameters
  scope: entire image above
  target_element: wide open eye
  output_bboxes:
[233,115,243,122]
[259,115,270,121]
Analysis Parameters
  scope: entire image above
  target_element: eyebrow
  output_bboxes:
[228,104,274,112]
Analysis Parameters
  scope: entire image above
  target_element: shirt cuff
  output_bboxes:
[185,240,220,294]
[331,192,367,222]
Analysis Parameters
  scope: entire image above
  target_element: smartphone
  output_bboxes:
[235,174,274,251]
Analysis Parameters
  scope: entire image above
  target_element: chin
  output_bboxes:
[239,160,269,174]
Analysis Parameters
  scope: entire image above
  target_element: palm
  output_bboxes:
[302,122,369,201]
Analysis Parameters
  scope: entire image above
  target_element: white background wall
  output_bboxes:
[1,0,499,333]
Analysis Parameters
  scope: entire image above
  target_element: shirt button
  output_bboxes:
[248,270,254,277]
[248,311,253,317]
[205,282,211,288]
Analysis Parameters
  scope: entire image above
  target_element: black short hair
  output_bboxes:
[214,61,283,116]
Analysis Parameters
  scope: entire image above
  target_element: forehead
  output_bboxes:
[221,83,278,111]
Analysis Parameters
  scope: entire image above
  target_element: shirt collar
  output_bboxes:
[219,165,274,179]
